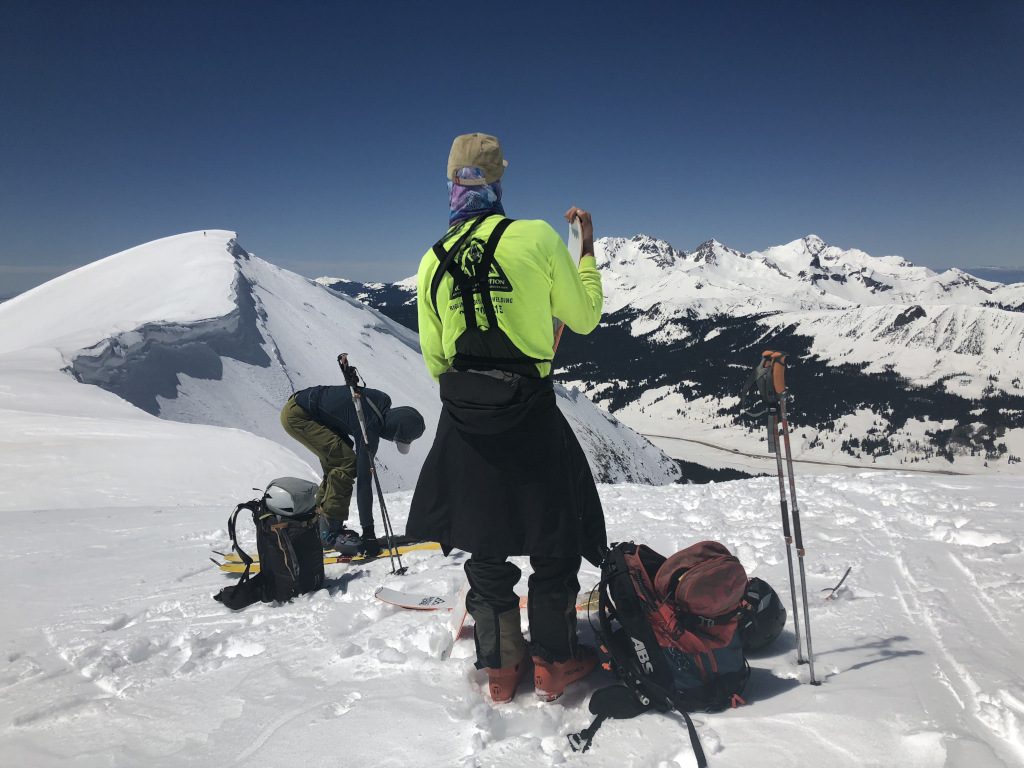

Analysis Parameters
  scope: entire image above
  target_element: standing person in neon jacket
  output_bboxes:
[408,132,606,703]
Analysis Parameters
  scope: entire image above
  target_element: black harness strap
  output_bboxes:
[430,214,490,316]
[433,216,512,331]
[474,217,513,330]
[430,216,552,372]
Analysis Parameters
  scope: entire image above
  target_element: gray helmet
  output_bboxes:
[382,406,426,454]
[263,477,319,518]
[738,577,787,652]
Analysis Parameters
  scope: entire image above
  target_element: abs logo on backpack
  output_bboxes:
[632,636,655,673]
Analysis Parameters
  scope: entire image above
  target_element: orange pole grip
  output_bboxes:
[772,353,786,394]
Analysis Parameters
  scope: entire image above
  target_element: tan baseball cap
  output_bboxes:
[447,133,508,186]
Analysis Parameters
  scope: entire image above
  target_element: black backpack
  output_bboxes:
[213,477,325,610]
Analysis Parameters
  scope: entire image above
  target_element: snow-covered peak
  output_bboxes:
[596,234,684,272]
[394,274,419,290]
[689,239,748,265]
[0,230,239,356]
[315,276,352,287]
[752,235,832,277]
[804,233,826,253]
[934,268,997,295]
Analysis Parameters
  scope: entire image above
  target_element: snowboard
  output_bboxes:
[213,541,440,573]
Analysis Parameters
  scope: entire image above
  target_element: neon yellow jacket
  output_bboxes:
[416,215,603,379]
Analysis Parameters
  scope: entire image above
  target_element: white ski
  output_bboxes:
[374,586,455,610]
[373,583,471,659]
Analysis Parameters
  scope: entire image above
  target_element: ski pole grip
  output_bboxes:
[337,353,360,387]
[772,353,786,395]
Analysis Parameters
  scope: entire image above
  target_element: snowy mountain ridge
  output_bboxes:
[0,231,678,512]
[323,231,1024,473]
[596,232,1022,317]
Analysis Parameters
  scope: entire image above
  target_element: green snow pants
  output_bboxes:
[279,397,356,523]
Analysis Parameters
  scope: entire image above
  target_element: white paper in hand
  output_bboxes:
[567,218,583,263]
[554,218,584,346]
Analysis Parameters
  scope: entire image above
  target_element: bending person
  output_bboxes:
[281,385,425,557]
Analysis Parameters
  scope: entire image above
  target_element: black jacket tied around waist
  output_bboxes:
[408,370,606,566]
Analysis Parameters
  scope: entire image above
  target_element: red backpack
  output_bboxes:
[570,541,751,764]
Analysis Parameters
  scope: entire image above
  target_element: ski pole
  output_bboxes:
[758,351,806,666]
[770,354,820,685]
[337,354,406,575]
[339,354,404,575]
[822,566,852,601]
[770,407,806,665]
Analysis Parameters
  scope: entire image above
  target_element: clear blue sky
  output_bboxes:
[2,0,1022,295]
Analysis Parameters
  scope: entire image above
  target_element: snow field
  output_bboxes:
[598,388,1024,477]
[3,473,1022,767]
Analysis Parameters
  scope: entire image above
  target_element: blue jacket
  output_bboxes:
[293,385,391,529]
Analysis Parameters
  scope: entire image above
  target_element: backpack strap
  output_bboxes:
[430,216,553,371]
[474,217,514,330]
[566,712,608,753]
[568,703,705,767]
[430,214,491,317]
[362,391,385,425]
[681,608,742,631]
[228,500,260,585]
[432,216,514,331]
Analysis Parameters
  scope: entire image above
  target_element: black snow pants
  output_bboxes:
[465,554,582,669]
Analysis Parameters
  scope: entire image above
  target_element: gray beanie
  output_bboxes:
[382,406,426,453]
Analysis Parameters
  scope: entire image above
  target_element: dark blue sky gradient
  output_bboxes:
[2,1,1022,294]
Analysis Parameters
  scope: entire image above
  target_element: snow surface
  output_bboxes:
[2,471,1022,766]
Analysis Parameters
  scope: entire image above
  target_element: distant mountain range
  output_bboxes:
[321,233,1024,473]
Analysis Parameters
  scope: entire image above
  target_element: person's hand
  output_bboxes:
[564,206,594,258]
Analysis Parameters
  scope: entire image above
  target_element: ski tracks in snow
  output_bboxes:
[3,479,1024,767]
[827,475,1024,766]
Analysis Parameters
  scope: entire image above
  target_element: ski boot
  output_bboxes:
[331,528,363,556]
[361,530,382,559]
[486,654,529,704]
[319,514,343,550]
[532,645,597,702]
